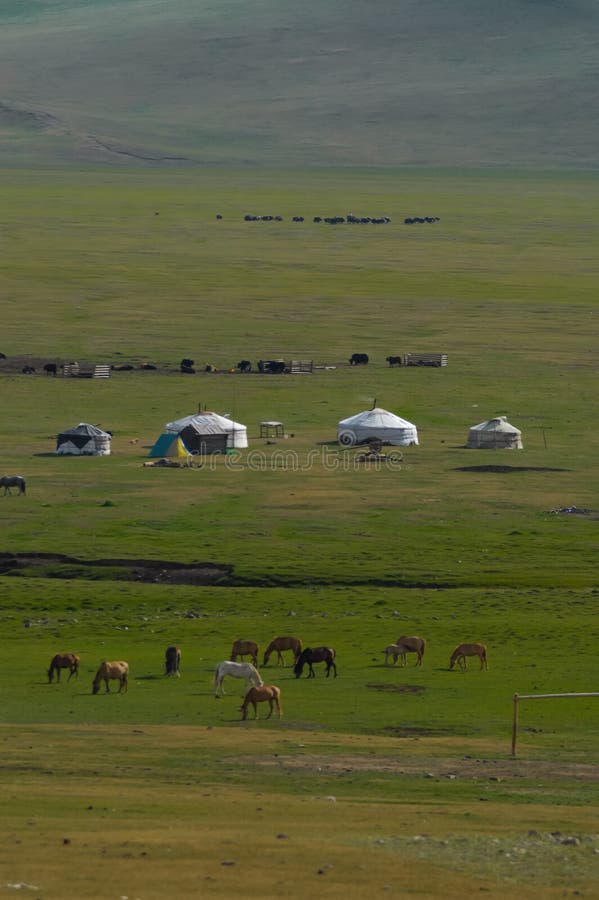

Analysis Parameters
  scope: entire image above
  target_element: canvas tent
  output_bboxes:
[337,407,419,446]
[148,434,192,459]
[466,415,523,449]
[56,422,112,456]
[165,412,248,450]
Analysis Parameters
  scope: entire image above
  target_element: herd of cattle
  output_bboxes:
[240,213,392,224]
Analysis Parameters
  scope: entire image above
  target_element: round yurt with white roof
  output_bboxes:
[466,415,523,449]
[165,412,248,449]
[56,423,112,456]
[337,407,418,446]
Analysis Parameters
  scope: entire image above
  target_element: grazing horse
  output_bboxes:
[230,639,259,666]
[394,635,426,667]
[263,636,303,667]
[240,684,282,720]
[165,645,181,677]
[449,642,488,671]
[214,660,263,698]
[92,660,129,694]
[48,652,80,683]
[0,475,26,495]
[294,647,337,679]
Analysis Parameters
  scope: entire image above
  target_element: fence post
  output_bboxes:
[511,693,519,757]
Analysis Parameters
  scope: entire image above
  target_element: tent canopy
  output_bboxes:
[466,415,523,449]
[149,434,191,458]
[165,412,248,449]
[337,407,418,446]
[56,422,112,456]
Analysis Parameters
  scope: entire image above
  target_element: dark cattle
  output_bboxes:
[237,360,252,373]
[0,352,6,359]
[274,216,283,221]
[111,364,134,371]
[216,214,223,220]
[349,353,369,366]
[180,358,195,374]
[313,216,322,223]
[258,360,286,374]
[43,363,57,376]
[386,355,402,367]
[22,365,35,374]
[292,216,304,222]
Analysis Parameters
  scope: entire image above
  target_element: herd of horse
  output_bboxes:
[46,636,488,719]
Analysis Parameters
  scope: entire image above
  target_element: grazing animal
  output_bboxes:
[349,353,369,366]
[294,646,337,678]
[48,652,80,683]
[230,639,259,666]
[393,635,426,667]
[43,363,57,376]
[165,645,181,677]
[214,660,263,698]
[263,636,303,667]
[0,475,26,495]
[257,360,286,374]
[449,642,488,671]
[240,684,282,720]
[22,365,35,374]
[180,358,195,374]
[237,360,252,373]
[111,364,134,371]
[92,660,129,694]
[386,355,402,367]
[139,363,157,370]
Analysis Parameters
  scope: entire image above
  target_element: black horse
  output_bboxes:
[294,647,337,678]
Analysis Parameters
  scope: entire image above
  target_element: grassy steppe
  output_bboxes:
[0,167,598,897]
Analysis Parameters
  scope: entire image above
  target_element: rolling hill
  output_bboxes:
[1,0,598,168]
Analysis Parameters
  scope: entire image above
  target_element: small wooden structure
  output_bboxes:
[260,421,284,438]
[289,359,313,374]
[405,352,448,367]
[62,363,111,379]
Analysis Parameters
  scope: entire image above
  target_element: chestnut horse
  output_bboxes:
[240,684,282,720]
[165,645,181,677]
[230,639,259,666]
[294,647,337,678]
[92,660,129,694]
[392,635,426,667]
[263,636,303,666]
[48,652,80,683]
[449,642,488,671]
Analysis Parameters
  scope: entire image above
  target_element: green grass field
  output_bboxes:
[1,167,598,898]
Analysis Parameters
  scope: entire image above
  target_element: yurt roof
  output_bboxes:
[57,422,111,438]
[469,415,521,434]
[338,407,416,429]
[165,412,246,434]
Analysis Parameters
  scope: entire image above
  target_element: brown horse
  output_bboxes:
[294,647,337,678]
[48,652,80,683]
[449,642,488,671]
[393,635,426,667]
[230,639,259,666]
[240,684,282,720]
[92,660,129,694]
[165,645,181,677]
[263,636,303,667]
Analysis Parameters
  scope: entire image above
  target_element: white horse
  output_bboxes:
[0,475,26,495]
[214,660,263,698]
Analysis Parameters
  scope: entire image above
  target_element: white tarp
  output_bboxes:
[466,415,523,449]
[337,407,419,446]
[165,412,248,449]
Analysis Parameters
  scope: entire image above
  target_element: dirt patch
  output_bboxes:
[367,682,426,694]
[454,465,569,474]
[0,552,233,585]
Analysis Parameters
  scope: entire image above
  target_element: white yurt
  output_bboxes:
[466,415,523,449]
[56,423,112,456]
[337,407,419,446]
[165,412,248,449]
